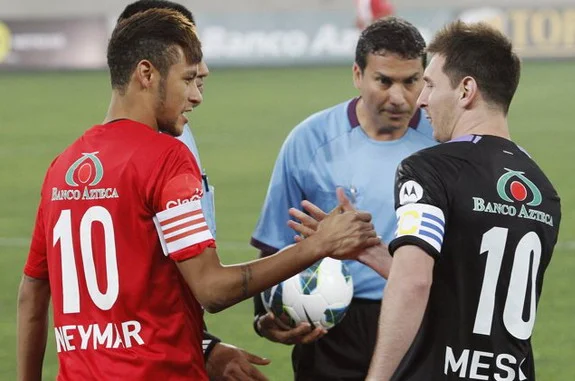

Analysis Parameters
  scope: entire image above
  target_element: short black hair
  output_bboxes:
[355,16,426,71]
[108,8,202,91]
[428,21,520,114]
[118,0,195,25]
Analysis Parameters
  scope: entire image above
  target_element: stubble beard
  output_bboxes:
[156,77,179,137]
[375,124,403,135]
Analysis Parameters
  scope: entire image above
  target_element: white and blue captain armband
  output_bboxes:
[395,203,445,253]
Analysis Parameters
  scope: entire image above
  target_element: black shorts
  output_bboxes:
[292,298,381,381]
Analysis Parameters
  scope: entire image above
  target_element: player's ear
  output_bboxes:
[459,76,477,107]
[352,62,362,90]
[134,59,155,90]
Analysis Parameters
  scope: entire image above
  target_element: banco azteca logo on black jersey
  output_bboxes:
[496,168,542,207]
[472,168,553,226]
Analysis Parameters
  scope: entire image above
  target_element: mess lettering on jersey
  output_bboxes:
[472,168,554,226]
[444,346,527,381]
[54,320,144,353]
[51,152,119,201]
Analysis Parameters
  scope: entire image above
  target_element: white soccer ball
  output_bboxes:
[261,257,354,330]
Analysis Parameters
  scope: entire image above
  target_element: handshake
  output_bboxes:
[256,187,392,346]
[287,188,389,270]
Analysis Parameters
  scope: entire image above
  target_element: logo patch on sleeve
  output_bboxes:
[161,174,203,211]
[399,180,424,205]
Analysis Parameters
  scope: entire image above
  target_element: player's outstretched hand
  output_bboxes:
[288,188,380,258]
[289,189,390,276]
[290,190,392,277]
[257,312,327,345]
[316,210,379,259]
[288,187,357,240]
[206,342,271,381]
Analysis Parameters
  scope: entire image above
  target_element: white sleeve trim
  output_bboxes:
[154,200,213,256]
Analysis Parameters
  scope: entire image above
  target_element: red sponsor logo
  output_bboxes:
[510,181,527,202]
[161,174,203,210]
[166,190,203,209]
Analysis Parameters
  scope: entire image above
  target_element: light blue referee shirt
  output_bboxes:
[177,125,216,238]
[251,98,436,300]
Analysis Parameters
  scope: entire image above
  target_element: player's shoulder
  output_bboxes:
[417,135,479,160]
[399,135,480,179]
[122,121,191,159]
[73,120,191,167]
[156,131,190,152]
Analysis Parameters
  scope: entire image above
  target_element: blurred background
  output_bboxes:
[1,0,574,379]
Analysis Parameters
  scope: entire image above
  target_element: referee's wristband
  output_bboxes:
[202,332,222,361]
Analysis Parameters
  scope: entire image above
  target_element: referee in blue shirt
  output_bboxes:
[251,17,437,381]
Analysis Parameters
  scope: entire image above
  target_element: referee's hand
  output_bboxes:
[256,312,327,345]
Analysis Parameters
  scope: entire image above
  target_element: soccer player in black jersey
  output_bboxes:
[367,21,562,380]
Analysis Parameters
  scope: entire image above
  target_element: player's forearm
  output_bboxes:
[17,315,48,381]
[367,276,431,380]
[17,276,50,381]
[204,238,325,313]
[253,249,277,317]
[357,244,393,279]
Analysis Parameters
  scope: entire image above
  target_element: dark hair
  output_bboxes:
[107,8,202,92]
[355,16,427,71]
[118,0,195,25]
[427,20,521,114]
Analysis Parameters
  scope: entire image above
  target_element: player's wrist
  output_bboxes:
[253,314,265,337]
[202,332,222,361]
[301,234,330,261]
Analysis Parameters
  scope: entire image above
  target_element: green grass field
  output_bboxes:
[1,63,574,379]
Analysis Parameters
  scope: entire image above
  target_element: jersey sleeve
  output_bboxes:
[389,151,451,260]
[251,132,305,253]
[23,202,49,279]
[151,143,215,262]
[23,159,59,279]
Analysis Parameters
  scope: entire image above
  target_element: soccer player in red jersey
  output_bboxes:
[16,8,380,381]
[117,2,271,379]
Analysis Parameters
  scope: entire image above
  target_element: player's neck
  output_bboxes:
[356,98,409,141]
[103,91,158,130]
[452,109,510,141]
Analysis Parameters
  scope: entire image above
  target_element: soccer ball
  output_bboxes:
[261,257,354,330]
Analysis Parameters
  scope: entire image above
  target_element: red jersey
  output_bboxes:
[24,120,215,380]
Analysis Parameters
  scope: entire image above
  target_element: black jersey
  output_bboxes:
[388,135,561,381]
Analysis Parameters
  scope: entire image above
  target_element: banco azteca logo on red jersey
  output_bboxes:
[65,152,104,187]
[52,152,119,202]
